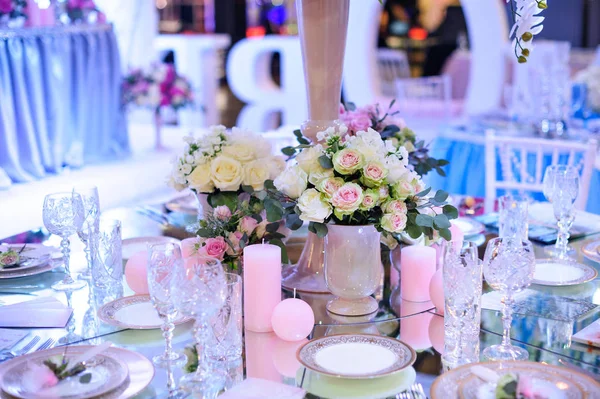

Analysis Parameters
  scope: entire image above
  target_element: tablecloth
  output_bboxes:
[425,127,600,214]
[0,24,129,184]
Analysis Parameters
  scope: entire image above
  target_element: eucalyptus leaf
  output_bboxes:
[405,224,422,239]
[318,155,333,169]
[442,204,458,220]
[286,213,304,230]
[433,214,451,229]
[269,238,289,264]
[282,146,296,156]
[266,222,280,234]
[415,187,432,197]
[309,222,328,238]
[264,199,284,222]
[415,214,434,228]
[433,190,449,203]
[241,185,254,194]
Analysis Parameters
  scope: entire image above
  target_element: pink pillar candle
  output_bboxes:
[400,245,436,302]
[243,243,282,332]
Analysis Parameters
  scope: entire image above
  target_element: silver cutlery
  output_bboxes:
[0,335,41,362]
[35,338,55,352]
[396,383,428,399]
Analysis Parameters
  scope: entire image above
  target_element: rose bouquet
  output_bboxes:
[269,126,457,245]
[122,63,194,113]
[283,101,449,178]
[185,199,291,271]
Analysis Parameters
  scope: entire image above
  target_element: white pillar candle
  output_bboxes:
[400,245,436,302]
[243,243,282,332]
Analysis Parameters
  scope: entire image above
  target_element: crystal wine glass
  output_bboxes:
[73,185,100,280]
[542,165,579,259]
[43,192,86,291]
[147,243,187,368]
[482,237,535,361]
[172,256,227,395]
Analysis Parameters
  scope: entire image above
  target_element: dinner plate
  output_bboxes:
[0,346,129,399]
[431,361,600,399]
[0,244,55,273]
[453,217,485,237]
[532,259,598,287]
[297,334,416,379]
[97,295,191,329]
[581,240,600,263]
[122,237,180,261]
[165,194,198,215]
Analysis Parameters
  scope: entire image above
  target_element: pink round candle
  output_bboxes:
[271,298,314,341]
[244,330,282,382]
[125,251,149,294]
[243,243,282,332]
[400,245,436,302]
[429,268,444,315]
[428,314,445,354]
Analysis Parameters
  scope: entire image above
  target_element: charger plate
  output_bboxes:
[97,295,191,330]
[431,361,599,399]
[0,244,60,279]
[581,240,600,263]
[532,259,598,287]
[297,334,416,379]
[453,217,485,237]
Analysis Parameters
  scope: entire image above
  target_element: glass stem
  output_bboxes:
[193,319,211,380]
[555,216,571,259]
[501,294,514,348]
[60,237,74,283]
[162,317,175,359]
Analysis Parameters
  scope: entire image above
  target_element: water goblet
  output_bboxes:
[147,243,187,368]
[498,194,529,240]
[482,237,535,361]
[43,192,86,291]
[542,165,579,259]
[172,256,227,396]
[73,185,100,280]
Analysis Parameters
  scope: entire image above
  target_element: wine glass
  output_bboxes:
[43,192,86,291]
[172,256,227,395]
[73,185,100,280]
[147,243,187,368]
[482,237,535,361]
[542,165,579,259]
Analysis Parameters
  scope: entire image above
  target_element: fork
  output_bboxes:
[0,335,40,362]
[35,338,55,352]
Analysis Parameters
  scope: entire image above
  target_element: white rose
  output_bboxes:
[386,155,410,184]
[267,156,286,179]
[210,156,243,191]
[221,143,256,163]
[187,163,214,193]
[296,145,324,174]
[243,160,271,191]
[308,168,334,186]
[297,189,332,223]
[346,128,387,161]
[274,165,308,199]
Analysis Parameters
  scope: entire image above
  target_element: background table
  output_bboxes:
[0,24,129,185]
[0,204,599,398]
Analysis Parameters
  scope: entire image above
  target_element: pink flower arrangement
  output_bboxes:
[67,0,96,10]
[0,0,26,19]
[0,0,13,14]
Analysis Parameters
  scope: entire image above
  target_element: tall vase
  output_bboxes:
[324,225,382,316]
[193,191,213,221]
[282,232,329,294]
[296,0,350,143]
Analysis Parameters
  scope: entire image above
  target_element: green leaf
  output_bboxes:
[437,159,450,166]
[435,166,447,177]
[79,373,92,384]
[439,228,451,241]
[433,190,449,203]
[196,228,212,237]
[442,204,458,220]
[282,146,296,156]
[241,185,254,193]
[209,192,238,212]
[266,222,280,234]
[380,124,401,139]
[264,179,276,191]
[415,187,432,197]
[255,190,267,200]
[264,199,284,222]
[269,238,289,264]
[252,213,263,223]
[318,155,333,169]
[286,213,304,230]
[405,224,422,239]
[293,130,310,145]
[415,214,434,228]
[309,222,328,238]
[433,214,451,229]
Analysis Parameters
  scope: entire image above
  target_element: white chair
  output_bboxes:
[394,75,453,119]
[377,48,410,97]
[484,130,597,212]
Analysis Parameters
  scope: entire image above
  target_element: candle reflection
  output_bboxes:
[397,300,434,351]
[244,330,282,382]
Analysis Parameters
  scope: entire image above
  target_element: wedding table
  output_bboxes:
[0,24,129,185]
[0,203,599,397]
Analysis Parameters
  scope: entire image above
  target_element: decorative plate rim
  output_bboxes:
[296,333,417,379]
[532,258,598,287]
[455,217,485,237]
[0,347,129,399]
[581,240,600,263]
[97,294,191,330]
[431,360,600,399]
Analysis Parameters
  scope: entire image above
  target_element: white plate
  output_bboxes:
[532,259,598,287]
[581,240,600,263]
[0,244,55,272]
[165,194,198,215]
[97,295,191,329]
[297,334,416,379]
[122,237,180,261]
[453,217,485,237]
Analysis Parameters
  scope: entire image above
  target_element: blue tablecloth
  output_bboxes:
[0,24,129,183]
[425,129,600,214]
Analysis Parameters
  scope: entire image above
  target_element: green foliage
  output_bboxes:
[318,155,333,169]
[308,222,328,238]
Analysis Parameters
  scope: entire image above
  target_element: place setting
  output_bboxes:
[0,243,61,280]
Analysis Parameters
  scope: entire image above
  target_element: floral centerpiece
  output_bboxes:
[0,0,26,28]
[0,244,22,269]
[575,66,600,114]
[56,0,105,25]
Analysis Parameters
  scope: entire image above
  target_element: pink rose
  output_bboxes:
[362,162,388,187]
[318,177,344,198]
[384,200,408,214]
[239,216,258,235]
[361,194,377,209]
[379,185,389,201]
[213,205,232,221]
[331,183,363,216]
[198,237,227,260]
[0,0,12,13]
[332,148,365,175]
[226,231,243,256]
[181,237,203,258]
[381,213,408,233]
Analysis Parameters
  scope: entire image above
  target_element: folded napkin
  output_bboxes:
[219,378,305,399]
[0,297,72,328]
[0,329,28,351]
[573,319,600,348]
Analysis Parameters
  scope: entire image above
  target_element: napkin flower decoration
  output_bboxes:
[21,356,90,394]
[0,244,25,269]
[183,345,198,373]
[495,373,547,399]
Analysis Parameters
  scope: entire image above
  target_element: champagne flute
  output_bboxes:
[73,185,100,280]
[542,165,579,259]
[482,237,535,361]
[43,192,86,291]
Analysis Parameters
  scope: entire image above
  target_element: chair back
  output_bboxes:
[484,130,597,212]
[377,48,410,97]
[394,75,452,119]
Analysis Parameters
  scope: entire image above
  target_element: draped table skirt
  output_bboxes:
[0,24,129,185]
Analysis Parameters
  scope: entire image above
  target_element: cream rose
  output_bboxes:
[221,143,256,163]
[243,160,271,191]
[361,161,388,188]
[267,156,286,179]
[210,156,244,191]
[332,148,364,175]
[187,163,214,193]
[274,165,308,199]
[298,189,332,223]
[381,213,408,233]
[297,145,325,175]
[385,155,410,184]
[383,200,408,214]
[309,168,334,187]
[359,189,380,211]
[392,180,415,201]
[331,182,364,218]
[318,177,344,198]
